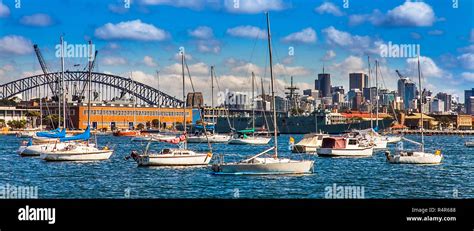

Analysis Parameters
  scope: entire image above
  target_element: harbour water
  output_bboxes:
[1,135,472,199]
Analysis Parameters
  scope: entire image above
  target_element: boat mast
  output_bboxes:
[251,71,256,135]
[375,60,379,129]
[266,12,278,158]
[417,56,424,152]
[368,56,373,129]
[87,41,93,127]
[211,66,215,124]
[60,36,65,129]
[157,70,161,128]
[39,78,43,130]
[181,50,187,149]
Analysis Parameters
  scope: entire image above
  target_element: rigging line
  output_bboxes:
[183,55,196,93]
[242,18,265,93]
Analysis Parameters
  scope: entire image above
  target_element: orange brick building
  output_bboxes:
[69,103,192,130]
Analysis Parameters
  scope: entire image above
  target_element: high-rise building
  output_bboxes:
[402,80,416,110]
[332,86,344,95]
[351,91,363,111]
[314,79,319,91]
[349,73,367,91]
[363,87,377,103]
[317,73,331,98]
[436,92,452,112]
[465,88,474,115]
[431,98,444,113]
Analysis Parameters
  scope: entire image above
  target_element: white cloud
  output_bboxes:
[0,2,10,17]
[322,26,381,54]
[282,28,317,44]
[405,56,444,78]
[350,1,436,27]
[224,0,286,14]
[101,56,127,65]
[321,50,336,61]
[331,56,365,75]
[172,52,193,62]
[457,53,474,70]
[95,20,169,41]
[384,1,435,27]
[139,0,211,10]
[20,14,54,27]
[163,62,209,75]
[314,2,343,16]
[143,56,157,67]
[0,35,33,55]
[196,40,221,54]
[461,72,474,82]
[188,26,214,39]
[273,63,311,76]
[227,25,266,39]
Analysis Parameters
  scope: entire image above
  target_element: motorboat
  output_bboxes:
[41,143,113,161]
[292,133,330,153]
[130,148,212,166]
[465,141,474,147]
[351,129,387,149]
[113,129,140,137]
[317,136,373,157]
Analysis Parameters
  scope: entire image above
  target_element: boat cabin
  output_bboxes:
[321,137,360,149]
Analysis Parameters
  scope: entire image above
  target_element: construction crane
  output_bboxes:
[76,49,98,102]
[33,44,57,99]
[395,70,406,79]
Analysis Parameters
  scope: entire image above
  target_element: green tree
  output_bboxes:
[7,120,27,129]
[137,123,145,130]
[151,119,160,128]
[0,119,5,128]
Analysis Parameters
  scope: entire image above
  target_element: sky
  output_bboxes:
[0,0,473,104]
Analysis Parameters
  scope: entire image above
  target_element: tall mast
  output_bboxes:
[368,56,373,129]
[131,72,136,129]
[39,80,43,130]
[266,12,278,158]
[157,70,161,128]
[87,40,93,127]
[181,51,187,149]
[211,66,215,124]
[251,72,255,132]
[375,60,379,128]
[60,35,66,129]
[417,56,424,152]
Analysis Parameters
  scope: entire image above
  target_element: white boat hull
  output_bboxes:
[19,143,71,156]
[212,159,314,175]
[465,141,474,147]
[317,147,373,157]
[372,139,388,149]
[41,150,113,161]
[386,151,442,164]
[137,153,211,166]
[386,136,402,143]
[187,134,230,143]
[228,137,271,145]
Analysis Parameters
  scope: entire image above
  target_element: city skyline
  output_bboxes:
[0,0,473,103]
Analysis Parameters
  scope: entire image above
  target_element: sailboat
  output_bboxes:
[211,12,314,175]
[187,66,230,143]
[128,51,212,166]
[385,56,443,164]
[228,72,271,145]
[40,39,113,161]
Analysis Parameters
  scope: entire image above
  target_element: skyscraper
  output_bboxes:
[317,73,331,97]
[465,88,474,115]
[349,73,367,91]
[404,81,416,110]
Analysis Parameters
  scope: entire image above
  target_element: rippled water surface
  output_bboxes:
[1,134,472,198]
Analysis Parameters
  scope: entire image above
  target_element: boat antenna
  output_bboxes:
[266,12,278,158]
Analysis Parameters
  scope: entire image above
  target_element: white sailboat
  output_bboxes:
[292,133,329,154]
[212,13,314,175]
[385,56,443,164]
[128,51,212,167]
[228,72,271,145]
[40,39,113,161]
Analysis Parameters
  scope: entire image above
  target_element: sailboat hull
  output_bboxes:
[40,150,113,161]
[317,147,373,157]
[187,134,230,143]
[137,154,211,166]
[228,137,271,145]
[385,151,442,164]
[212,160,314,175]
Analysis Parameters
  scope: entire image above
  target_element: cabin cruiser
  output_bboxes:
[187,124,230,143]
[292,133,330,153]
[351,129,388,149]
[130,148,212,166]
[317,136,373,157]
[228,129,271,145]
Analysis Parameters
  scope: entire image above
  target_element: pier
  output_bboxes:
[392,130,474,136]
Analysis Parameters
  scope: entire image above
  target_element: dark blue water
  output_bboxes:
[1,134,472,198]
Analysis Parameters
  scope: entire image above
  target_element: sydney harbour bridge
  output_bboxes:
[0,44,184,107]
[0,71,184,107]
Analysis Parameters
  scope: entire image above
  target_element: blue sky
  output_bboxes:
[0,0,473,102]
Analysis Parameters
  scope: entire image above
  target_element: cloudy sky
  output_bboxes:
[0,0,473,103]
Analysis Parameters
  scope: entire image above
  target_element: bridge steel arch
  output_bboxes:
[0,71,184,107]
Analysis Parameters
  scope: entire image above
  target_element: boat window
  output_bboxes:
[348,139,357,145]
[162,149,171,154]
